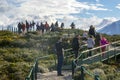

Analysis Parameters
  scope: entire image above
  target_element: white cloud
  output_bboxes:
[0,0,109,27]
[96,0,100,3]
[104,17,118,21]
[76,2,108,11]
[61,16,103,30]
[88,4,108,11]
[77,16,102,30]
[0,14,10,26]
[116,4,120,9]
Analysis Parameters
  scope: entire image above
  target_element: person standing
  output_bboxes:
[100,36,109,56]
[21,22,26,35]
[82,31,88,40]
[95,33,101,47]
[60,22,64,29]
[17,22,22,34]
[87,35,95,57]
[94,33,101,53]
[26,20,29,32]
[55,37,64,76]
[44,21,49,32]
[55,21,59,28]
[72,35,81,58]
[70,22,75,29]
[50,23,55,32]
[88,25,96,38]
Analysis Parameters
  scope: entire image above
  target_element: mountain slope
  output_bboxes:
[97,20,120,35]
[96,19,114,31]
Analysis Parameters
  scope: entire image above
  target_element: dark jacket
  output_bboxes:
[88,28,96,37]
[55,41,64,56]
[72,37,79,50]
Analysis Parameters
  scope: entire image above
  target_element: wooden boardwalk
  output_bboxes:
[37,42,120,80]
[37,70,73,80]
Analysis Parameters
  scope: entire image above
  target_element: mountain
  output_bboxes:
[97,20,120,35]
[96,19,114,31]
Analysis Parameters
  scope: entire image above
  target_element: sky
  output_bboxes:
[0,0,120,29]
[78,0,120,18]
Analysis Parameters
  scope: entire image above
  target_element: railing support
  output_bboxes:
[25,77,30,80]
[80,66,85,80]
[32,67,35,80]
[35,60,38,80]
[114,43,117,62]
[94,75,100,80]
[72,60,75,78]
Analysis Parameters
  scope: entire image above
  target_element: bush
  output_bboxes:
[74,62,120,80]
[0,29,119,80]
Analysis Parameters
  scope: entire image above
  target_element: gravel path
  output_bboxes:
[37,70,73,80]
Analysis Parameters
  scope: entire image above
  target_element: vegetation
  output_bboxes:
[0,29,120,80]
[74,62,120,80]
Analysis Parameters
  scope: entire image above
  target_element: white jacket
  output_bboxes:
[87,38,95,48]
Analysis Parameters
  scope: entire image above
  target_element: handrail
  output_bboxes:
[76,40,120,60]
[83,40,120,53]
[25,40,120,80]
[25,55,52,80]
[72,40,120,80]
[25,47,76,80]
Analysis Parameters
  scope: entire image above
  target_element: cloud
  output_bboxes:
[96,0,100,3]
[88,4,108,11]
[0,14,10,26]
[0,0,108,16]
[61,16,103,30]
[77,16,102,29]
[116,4,120,9]
[0,0,109,27]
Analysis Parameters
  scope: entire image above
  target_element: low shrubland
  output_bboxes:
[0,29,120,80]
[74,62,120,80]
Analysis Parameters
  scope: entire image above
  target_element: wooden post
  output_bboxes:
[25,77,30,80]
[114,43,117,62]
[32,67,35,80]
[35,60,38,80]
[72,60,75,78]
[80,66,85,80]
[94,75,100,80]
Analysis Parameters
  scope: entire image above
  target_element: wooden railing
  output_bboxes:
[25,40,120,80]
[25,55,52,80]
[72,40,120,80]
[25,47,75,80]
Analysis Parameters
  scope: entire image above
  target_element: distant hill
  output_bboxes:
[96,19,114,31]
[97,20,120,35]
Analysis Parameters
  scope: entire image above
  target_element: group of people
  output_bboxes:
[17,20,65,35]
[87,25,109,56]
[55,25,109,76]
[17,20,80,35]
[17,20,35,34]
[72,25,109,58]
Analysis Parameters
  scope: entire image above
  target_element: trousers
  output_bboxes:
[57,55,63,75]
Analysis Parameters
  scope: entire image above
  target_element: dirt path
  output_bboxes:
[37,70,73,80]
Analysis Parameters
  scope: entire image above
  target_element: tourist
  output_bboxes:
[87,35,95,57]
[88,25,96,38]
[72,34,81,58]
[100,36,109,56]
[55,37,64,76]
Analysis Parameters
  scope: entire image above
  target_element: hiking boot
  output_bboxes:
[57,74,64,76]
